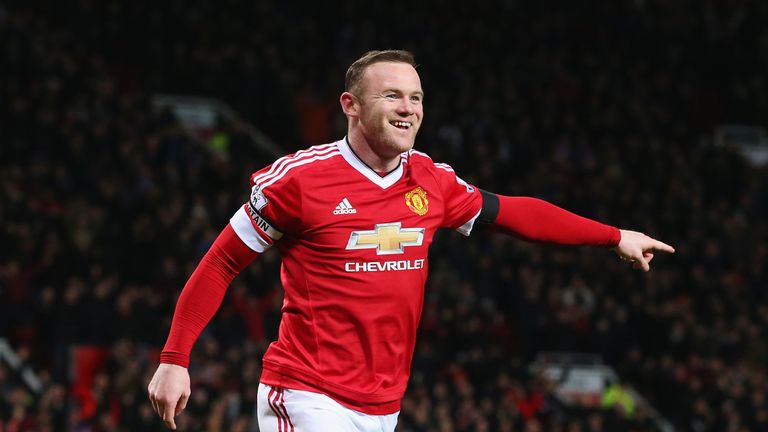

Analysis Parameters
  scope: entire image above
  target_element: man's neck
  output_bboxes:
[346,132,402,174]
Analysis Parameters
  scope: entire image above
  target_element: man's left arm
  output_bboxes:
[477,191,675,272]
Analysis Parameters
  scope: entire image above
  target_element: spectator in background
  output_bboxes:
[2,1,767,431]
[601,380,635,419]
[147,49,673,431]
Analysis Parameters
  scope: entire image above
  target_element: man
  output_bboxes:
[148,50,674,431]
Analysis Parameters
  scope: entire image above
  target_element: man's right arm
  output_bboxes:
[161,223,259,366]
[148,223,259,429]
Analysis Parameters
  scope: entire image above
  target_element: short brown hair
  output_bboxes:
[345,50,417,96]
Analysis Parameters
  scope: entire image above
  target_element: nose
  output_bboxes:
[396,97,414,115]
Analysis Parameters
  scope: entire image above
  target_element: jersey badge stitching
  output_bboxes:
[405,187,429,216]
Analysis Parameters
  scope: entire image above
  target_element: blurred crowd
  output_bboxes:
[2,0,768,431]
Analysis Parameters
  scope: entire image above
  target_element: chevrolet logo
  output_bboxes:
[346,223,425,255]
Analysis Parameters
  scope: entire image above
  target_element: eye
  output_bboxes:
[385,93,398,99]
[410,95,422,103]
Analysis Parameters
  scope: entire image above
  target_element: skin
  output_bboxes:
[337,60,674,268]
[148,363,189,430]
[147,59,674,430]
[613,229,675,272]
[340,61,424,173]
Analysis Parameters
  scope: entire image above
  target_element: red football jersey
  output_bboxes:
[229,138,483,414]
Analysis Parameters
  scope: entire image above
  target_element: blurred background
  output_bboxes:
[2,0,768,431]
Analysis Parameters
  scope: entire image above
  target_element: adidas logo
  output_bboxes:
[333,198,357,215]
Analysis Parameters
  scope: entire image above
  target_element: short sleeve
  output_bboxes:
[433,163,483,236]
[229,163,303,253]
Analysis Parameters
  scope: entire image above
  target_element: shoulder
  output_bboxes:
[406,148,433,164]
[406,149,457,175]
[406,149,476,195]
[250,142,343,189]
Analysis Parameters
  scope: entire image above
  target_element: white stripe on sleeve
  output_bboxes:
[456,208,482,237]
[230,206,273,253]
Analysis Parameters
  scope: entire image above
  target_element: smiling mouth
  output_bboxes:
[390,120,412,130]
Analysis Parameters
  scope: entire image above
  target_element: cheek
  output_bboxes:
[366,108,383,122]
[363,111,381,128]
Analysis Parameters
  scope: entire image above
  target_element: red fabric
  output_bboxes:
[71,345,109,420]
[513,390,545,420]
[241,140,483,414]
[160,224,258,367]
[494,196,621,246]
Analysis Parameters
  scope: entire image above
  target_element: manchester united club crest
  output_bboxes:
[405,187,429,216]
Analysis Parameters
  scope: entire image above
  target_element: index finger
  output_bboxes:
[163,404,177,430]
[651,240,675,254]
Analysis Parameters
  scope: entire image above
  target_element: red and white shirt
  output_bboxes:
[229,138,483,414]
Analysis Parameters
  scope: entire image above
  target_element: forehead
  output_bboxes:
[361,61,422,93]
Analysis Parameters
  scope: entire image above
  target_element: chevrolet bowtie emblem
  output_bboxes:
[346,223,425,255]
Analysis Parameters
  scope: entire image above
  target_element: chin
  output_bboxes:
[391,132,417,151]
[392,139,415,154]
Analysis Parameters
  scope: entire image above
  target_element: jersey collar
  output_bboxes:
[337,137,405,190]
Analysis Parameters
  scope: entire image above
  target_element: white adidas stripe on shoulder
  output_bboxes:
[406,150,457,173]
[253,145,341,189]
[258,151,342,189]
[251,143,338,185]
[256,147,340,186]
[252,143,338,184]
[408,149,432,159]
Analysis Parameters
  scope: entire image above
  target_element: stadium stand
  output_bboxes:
[2,0,767,431]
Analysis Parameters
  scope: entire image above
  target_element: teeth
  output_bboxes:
[391,121,411,129]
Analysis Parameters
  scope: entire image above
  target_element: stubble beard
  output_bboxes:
[386,131,415,154]
[378,132,416,160]
[365,122,417,160]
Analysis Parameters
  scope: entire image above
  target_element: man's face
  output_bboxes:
[355,62,424,159]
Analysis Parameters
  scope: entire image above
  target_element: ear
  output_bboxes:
[340,92,359,117]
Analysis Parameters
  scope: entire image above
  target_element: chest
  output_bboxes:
[296,175,444,257]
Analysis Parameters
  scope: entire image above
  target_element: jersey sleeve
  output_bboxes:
[229,163,303,252]
[433,162,483,236]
